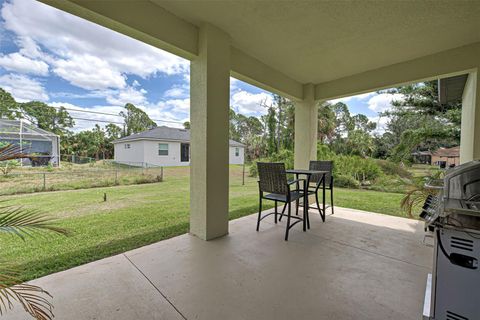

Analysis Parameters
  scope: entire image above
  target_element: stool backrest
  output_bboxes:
[257,162,288,195]
[309,160,333,184]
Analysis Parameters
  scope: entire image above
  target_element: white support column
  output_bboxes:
[460,70,480,163]
[294,83,318,169]
[190,24,230,240]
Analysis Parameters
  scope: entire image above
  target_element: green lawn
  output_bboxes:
[1,165,408,281]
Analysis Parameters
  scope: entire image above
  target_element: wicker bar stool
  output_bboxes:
[308,160,334,220]
[256,162,306,241]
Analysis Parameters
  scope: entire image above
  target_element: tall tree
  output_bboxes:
[19,101,74,136]
[380,80,461,162]
[119,103,157,136]
[317,102,336,143]
[0,88,20,119]
[264,106,277,155]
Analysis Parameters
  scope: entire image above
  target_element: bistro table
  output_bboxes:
[286,169,329,227]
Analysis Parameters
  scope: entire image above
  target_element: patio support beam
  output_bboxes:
[231,48,303,101]
[190,24,230,240]
[315,42,480,101]
[294,83,318,169]
[460,71,480,163]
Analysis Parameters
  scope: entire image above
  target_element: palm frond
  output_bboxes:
[401,183,438,218]
[0,144,22,161]
[0,263,54,320]
[0,203,69,239]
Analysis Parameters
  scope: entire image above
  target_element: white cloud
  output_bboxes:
[16,36,42,57]
[1,0,189,90]
[367,93,403,113]
[367,115,389,134]
[0,52,49,75]
[104,86,148,106]
[230,90,273,115]
[230,77,240,91]
[0,74,48,102]
[164,86,187,99]
[53,55,126,90]
[157,98,190,112]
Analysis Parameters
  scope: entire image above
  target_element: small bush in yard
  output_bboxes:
[376,159,412,179]
[0,160,20,175]
[248,150,294,178]
[334,175,360,189]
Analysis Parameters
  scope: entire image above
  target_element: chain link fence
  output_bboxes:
[0,161,164,196]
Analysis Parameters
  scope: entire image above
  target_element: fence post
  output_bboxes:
[160,167,164,182]
[115,170,118,184]
[43,173,46,191]
[242,162,245,186]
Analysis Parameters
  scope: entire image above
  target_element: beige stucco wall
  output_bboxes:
[294,83,318,169]
[229,146,244,165]
[114,140,244,166]
[190,24,231,240]
[142,140,185,166]
[460,71,480,163]
[113,140,145,165]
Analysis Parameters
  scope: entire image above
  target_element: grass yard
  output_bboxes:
[1,165,408,281]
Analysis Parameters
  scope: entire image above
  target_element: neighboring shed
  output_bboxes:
[0,119,60,166]
[431,146,460,167]
[414,146,460,167]
[113,126,245,167]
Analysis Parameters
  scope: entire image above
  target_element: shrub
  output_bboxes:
[318,144,382,182]
[249,162,258,177]
[366,174,410,193]
[375,159,412,179]
[334,175,360,189]
[0,160,20,175]
[269,149,294,169]
[249,150,294,178]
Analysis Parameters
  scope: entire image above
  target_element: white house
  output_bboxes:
[113,126,245,167]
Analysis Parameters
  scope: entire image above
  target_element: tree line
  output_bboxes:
[0,79,461,164]
[226,80,461,164]
[0,88,157,160]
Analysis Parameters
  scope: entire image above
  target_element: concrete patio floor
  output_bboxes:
[7,207,432,320]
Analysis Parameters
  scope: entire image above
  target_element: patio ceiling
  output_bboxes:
[41,0,480,101]
[153,0,480,84]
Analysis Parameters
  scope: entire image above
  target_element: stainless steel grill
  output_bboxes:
[421,160,480,320]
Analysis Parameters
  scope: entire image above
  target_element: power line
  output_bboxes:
[70,117,125,125]
[51,105,186,125]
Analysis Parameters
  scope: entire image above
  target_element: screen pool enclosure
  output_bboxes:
[0,119,60,166]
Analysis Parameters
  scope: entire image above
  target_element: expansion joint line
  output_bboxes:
[123,254,188,320]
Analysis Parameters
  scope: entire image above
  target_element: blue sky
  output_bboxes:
[0,0,398,132]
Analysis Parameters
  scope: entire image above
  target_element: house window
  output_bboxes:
[235,147,240,157]
[124,144,131,149]
[158,143,169,156]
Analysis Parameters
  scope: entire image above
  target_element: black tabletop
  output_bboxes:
[286,169,328,175]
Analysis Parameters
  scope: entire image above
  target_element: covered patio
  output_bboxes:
[39,0,480,241]
[8,207,432,320]
[11,1,480,319]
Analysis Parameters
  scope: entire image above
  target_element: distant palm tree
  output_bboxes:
[0,144,69,320]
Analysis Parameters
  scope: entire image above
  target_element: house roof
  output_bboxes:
[113,126,245,147]
[432,146,460,157]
